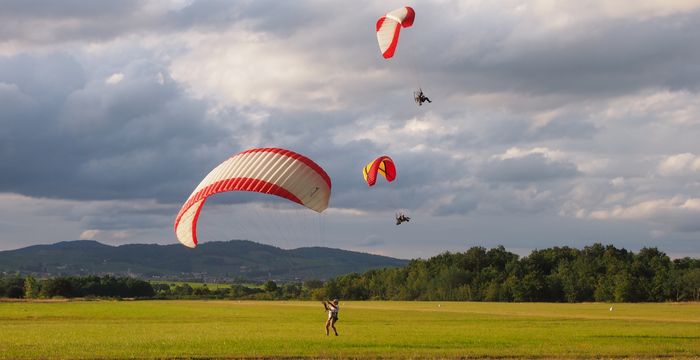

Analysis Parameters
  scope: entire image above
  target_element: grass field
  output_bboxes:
[0,300,698,359]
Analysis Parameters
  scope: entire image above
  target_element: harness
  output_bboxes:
[328,304,339,320]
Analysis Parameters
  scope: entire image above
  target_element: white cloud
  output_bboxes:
[80,229,101,239]
[105,72,124,84]
[611,177,625,187]
[602,91,700,127]
[603,192,626,204]
[497,146,567,161]
[324,207,368,216]
[588,196,700,234]
[336,113,460,156]
[530,0,700,23]
[493,146,607,175]
[681,198,700,211]
[169,28,349,111]
[658,153,700,176]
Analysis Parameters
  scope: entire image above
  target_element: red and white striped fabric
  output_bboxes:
[376,6,415,59]
[174,148,332,248]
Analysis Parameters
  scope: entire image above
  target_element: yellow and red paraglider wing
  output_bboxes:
[363,156,397,187]
[174,148,332,248]
[376,6,415,59]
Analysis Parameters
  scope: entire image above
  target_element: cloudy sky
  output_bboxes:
[1,0,700,259]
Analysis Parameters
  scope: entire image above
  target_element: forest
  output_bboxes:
[321,244,700,302]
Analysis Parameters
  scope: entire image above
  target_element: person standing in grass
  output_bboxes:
[323,299,340,336]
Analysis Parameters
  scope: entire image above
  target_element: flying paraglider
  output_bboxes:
[395,212,411,225]
[376,7,432,106]
[376,6,415,59]
[362,156,409,225]
[414,88,431,106]
[174,147,332,248]
[363,156,396,187]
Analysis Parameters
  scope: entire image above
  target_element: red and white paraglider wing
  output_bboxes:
[174,148,332,248]
[376,6,415,59]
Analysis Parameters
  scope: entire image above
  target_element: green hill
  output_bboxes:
[0,240,407,282]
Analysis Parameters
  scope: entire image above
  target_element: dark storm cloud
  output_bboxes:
[165,0,324,35]
[0,1,365,47]
[480,153,580,183]
[79,205,175,230]
[434,191,479,216]
[0,0,152,44]
[359,234,385,247]
[0,0,138,18]
[479,114,599,146]
[3,1,699,101]
[420,6,700,98]
[674,219,700,233]
[0,53,238,203]
[0,53,85,103]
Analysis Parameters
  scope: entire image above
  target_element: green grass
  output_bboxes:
[0,300,698,359]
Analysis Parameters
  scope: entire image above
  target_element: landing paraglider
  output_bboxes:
[174,147,332,248]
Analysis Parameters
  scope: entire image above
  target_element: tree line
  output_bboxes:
[149,279,325,300]
[319,244,700,302]
[0,275,154,299]
[1,244,698,302]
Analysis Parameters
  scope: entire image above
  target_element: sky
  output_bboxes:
[1,0,700,259]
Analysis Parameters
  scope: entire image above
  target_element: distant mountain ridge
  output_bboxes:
[0,240,408,281]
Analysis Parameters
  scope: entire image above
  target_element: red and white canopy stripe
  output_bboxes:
[376,6,415,59]
[174,148,332,248]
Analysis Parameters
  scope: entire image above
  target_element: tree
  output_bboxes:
[613,271,633,302]
[282,283,302,299]
[0,276,25,298]
[24,275,38,299]
[193,284,211,296]
[632,247,672,301]
[263,280,278,293]
[41,277,74,298]
[173,283,194,297]
[680,269,700,301]
[304,280,323,290]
